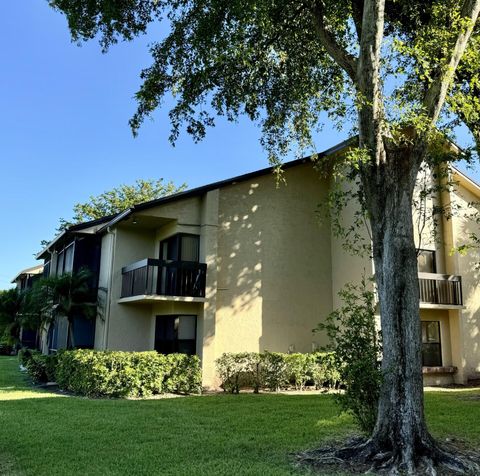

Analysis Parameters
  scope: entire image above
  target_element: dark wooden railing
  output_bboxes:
[121,258,207,298]
[418,272,463,306]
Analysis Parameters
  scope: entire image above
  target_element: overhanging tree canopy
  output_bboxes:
[48,0,480,473]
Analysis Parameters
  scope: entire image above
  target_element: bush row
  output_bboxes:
[18,348,202,397]
[215,351,341,393]
[55,350,202,397]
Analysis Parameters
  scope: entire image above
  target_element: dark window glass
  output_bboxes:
[422,321,442,366]
[417,250,436,273]
[56,251,65,276]
[160,234,199,262]
[161,236,179,261]
[180,235,199,262]
[154,315,196,355]
[43,261,51,278]
[47,323,57,352]
[64,244,74,273]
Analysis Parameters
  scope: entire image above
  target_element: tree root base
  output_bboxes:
[294,436,480,475]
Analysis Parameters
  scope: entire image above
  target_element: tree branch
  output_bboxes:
[356,0,386,164]
[311,1,358,82]
[423,0,480,124]
[351,0,364,40]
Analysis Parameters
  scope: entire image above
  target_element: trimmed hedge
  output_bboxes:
[215,351,341,393]
[215,352,262,394]
[55,350,202,398]
[18,348,57,384]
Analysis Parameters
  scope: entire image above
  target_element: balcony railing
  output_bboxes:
[121,258,207,299]
[418,272,463,306]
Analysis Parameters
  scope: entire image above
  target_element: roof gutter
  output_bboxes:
[35,230,67,260]
[96,208,133,235]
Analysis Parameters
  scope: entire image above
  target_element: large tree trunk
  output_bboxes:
[361,146,434,472]
[349,145,477,474]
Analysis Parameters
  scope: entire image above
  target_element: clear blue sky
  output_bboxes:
[0,1,478,289]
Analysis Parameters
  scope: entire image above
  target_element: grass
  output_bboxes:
[0,357,479,475]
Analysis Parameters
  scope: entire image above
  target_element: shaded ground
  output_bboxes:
[1,356,480,475]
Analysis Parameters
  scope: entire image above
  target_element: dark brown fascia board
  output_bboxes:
[67,214,118,231]
[97,137,355,234]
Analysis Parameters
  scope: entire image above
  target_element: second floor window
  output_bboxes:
[417,249,436,273]
[56,243,74,276]
[160,234,199,262]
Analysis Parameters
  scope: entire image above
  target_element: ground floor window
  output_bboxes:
[421,321,442,367]
[154,315,197,355]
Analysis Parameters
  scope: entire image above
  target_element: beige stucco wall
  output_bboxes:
[450,181,480,381]
[213,163,333,375]
[136,196,202,224]
[329,178,372,308]
[101,227,156,351]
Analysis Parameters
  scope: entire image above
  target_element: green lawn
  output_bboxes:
[1,356,479,476]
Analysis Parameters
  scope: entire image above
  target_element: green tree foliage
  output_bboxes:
[58,178,187,229]
[48,1,480,158]
[40,178,187,247]
[0,288,23,347]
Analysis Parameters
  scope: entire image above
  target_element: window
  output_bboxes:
[64,244,74,273]
[56,251,65,276]
[160,234,199,262]
[422,321,442,366]
[43,261,51,278]
[417,249,436,273]
[180,235,199,262]
[55,243,75,276]
[154,315,197,355]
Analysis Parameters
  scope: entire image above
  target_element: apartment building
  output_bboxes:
[29,140,480,388]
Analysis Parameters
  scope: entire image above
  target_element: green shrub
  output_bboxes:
[260,352,289,391]
[56,350,201,398]
[311,352,341,389]
[165,354,202,394]
[23,352,57,384]
[18,347,35,367]
[44,354,58,382]
[215,351,342,393]
[0,338,13,356]
[315,277,382,434]
[215,352,262,393]
[285,353,310,390]
[25,352,47,383]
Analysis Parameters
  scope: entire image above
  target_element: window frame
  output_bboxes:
[154,314,197,356]
[417,248,437,274]
[55,241,75,277]
[159,233,200,263]
[421,320,442,367]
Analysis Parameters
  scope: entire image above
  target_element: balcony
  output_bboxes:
[120,258,207,303]
[418,272,463,307]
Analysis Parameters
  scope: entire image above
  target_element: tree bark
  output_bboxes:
[361,145,432,472]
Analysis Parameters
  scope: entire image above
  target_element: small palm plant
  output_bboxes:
[21,268,96,350]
